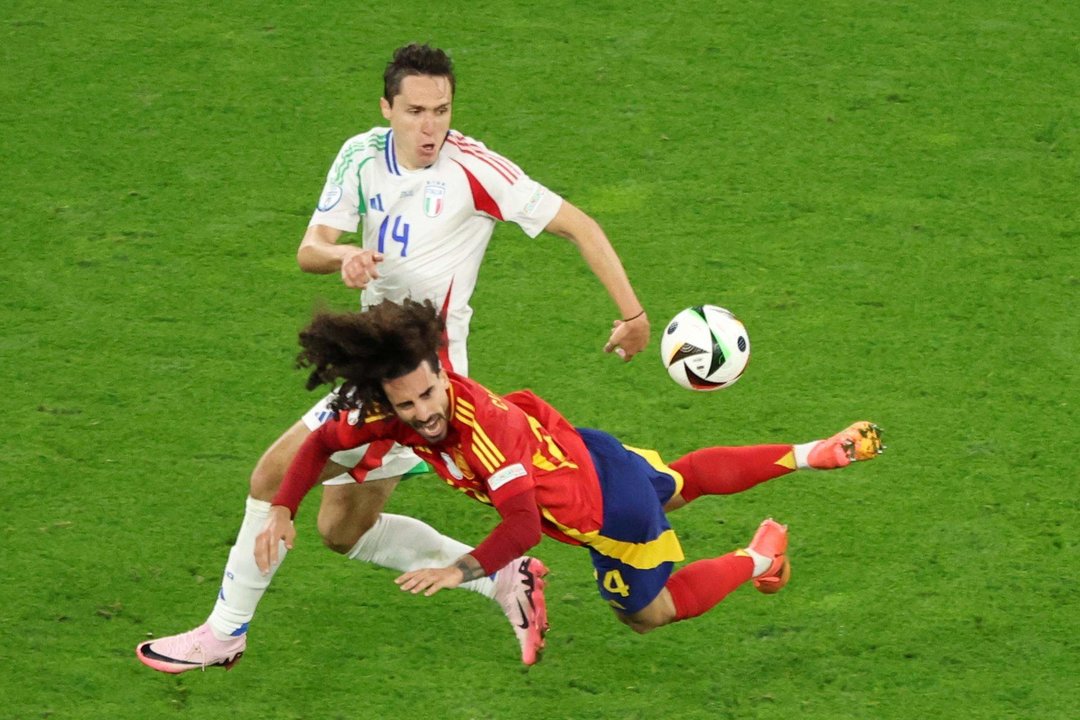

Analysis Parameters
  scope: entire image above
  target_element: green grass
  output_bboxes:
[2,1,1077,718]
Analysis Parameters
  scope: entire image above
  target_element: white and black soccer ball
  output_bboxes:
[660,305,750,391]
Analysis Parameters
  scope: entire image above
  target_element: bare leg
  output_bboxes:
[317,479,399,554]
[615,589,679,635]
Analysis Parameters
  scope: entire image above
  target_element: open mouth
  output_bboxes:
[415,415,445,440]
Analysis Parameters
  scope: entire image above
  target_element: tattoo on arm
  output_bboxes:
[454,555,486,583]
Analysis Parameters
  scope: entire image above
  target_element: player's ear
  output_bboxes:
[380,96,392,119]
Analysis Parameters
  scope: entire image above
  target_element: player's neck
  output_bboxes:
[396,156,435,172]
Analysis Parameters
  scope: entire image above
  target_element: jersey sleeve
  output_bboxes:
[272,412,383,516]
[469,489,542,574]
[462,395,539,505]
[308,132,377,233]
[445,133,563,238]
[454,389,546,572]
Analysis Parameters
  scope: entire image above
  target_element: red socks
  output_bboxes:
[670,445,795,503]
[662,445,796,621]
[665,553,754,620]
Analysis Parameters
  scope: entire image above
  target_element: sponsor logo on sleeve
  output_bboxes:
[318,183,344,211]
[523,186,546,216]
[487,463,526,492]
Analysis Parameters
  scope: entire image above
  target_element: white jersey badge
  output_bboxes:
[423,182,446,218]
[318,183,343,211]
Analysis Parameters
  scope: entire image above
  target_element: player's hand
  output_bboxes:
[254,505,296,574]
[394,566,466,597]
[604,311,650,361]
[340,248,384,289]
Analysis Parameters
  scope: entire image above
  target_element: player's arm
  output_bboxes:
[296,223,384,289]
[254,420,365,573]
[395,485,542,596]
[543,200,650,361]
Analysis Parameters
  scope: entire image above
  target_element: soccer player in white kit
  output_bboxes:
[136,43,651,671]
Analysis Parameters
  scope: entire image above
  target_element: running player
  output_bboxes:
[256,300,884,650]
[136,43,650,673]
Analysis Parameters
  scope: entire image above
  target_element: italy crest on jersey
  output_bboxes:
[423,182,446,218]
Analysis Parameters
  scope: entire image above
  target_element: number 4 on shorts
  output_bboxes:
[603,569,631,597]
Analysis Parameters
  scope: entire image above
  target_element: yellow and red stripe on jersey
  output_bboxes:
[431,379,607,538]
[453,396,506,474]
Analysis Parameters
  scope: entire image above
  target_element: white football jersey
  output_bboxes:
[310,128,563,374]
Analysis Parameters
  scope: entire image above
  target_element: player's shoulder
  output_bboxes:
[448,371,484,406]
[450,373,507,418]
[502,389,543,412]
[503,389,562,423]
[442,130,524,179]
[325,127,391,182]
[332,127,391,160]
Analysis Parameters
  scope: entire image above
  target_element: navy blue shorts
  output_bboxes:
[577,427,685,615]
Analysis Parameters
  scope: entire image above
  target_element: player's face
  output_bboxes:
[380,74,453,170]
[383,359,451,443]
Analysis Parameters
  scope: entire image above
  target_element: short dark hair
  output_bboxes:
[297,299,446,415]
[383,43,455,104]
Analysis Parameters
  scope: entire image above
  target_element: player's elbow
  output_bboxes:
[511,511,542,552]
[296,224,344,274]
[296,243,318,272]
[546,200,603,246]
[514,509,544,554]
[523,522,543,550]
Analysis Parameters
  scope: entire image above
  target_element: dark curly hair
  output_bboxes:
[297,299,445,415]
[383,43,455,104]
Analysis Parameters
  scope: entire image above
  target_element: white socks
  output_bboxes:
[745,547,773,577]
[346,513,496,599]
[793,441,820,470]
[206,501,498,641]
[207,496,284,640]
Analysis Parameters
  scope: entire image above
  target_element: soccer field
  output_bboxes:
[2,2,1077,718]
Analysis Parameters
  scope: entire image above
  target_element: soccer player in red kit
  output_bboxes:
[257,300,883,646]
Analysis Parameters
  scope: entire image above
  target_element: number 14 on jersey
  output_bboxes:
[378,215,410,257]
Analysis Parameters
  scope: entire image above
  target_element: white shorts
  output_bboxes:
[301,392,423,484]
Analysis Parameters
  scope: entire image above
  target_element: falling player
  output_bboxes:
[256,300,884,649]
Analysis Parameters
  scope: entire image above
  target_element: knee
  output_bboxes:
[626,620,657,635]
[615,611,657,635]
[319,532,356,556]
[317,507,378,555]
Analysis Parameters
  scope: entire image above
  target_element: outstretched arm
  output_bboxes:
[544,201,650,361]
[394,489,542,596]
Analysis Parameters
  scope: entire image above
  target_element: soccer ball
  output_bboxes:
[660,305,750,391]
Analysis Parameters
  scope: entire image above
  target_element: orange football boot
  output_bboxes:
[807,421,884,469]
[748,518,790,594]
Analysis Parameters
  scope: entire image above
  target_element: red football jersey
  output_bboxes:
[274,372,605,568]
